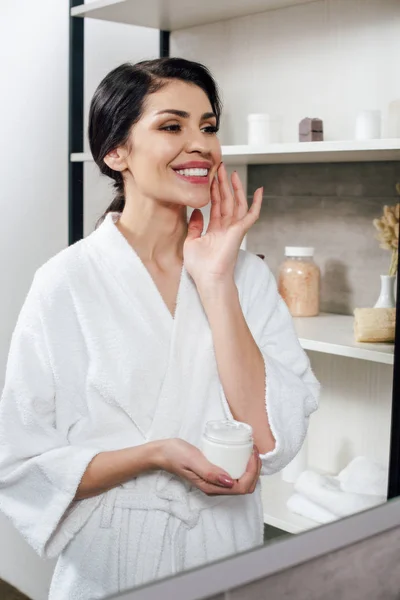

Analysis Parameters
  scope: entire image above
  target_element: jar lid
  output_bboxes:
[204,420,253,445]
[285,246,314,257]
[247,113,270,121]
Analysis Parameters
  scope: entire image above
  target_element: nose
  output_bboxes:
[184,127,212,156]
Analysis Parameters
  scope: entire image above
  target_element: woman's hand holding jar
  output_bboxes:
[155,438,262,496]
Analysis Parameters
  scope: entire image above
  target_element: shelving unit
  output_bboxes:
[69,0,400,508]
[71,139,400,165]
[294,313,394,365]
[71,0,318,30]
[261,473,319,534]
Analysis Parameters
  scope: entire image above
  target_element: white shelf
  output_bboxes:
[294,313,394,365]
[71,0,318,31]
[221,140,400,164]
[71,140,400,166]
[261,473,318,534]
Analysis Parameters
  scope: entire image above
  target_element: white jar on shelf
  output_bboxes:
[247,113,270,146]
[355,110,382,140]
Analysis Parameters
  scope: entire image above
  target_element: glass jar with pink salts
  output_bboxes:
[278,247,320,317]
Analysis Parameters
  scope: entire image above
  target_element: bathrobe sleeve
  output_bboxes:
[221,253,320,476]
[0,273,103,559]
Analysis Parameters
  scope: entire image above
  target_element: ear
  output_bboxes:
[103,147,129,172]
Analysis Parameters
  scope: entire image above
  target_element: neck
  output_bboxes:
[115,194,188,268]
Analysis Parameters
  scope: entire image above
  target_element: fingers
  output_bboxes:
[249,453,262,494]
[209,177,222,224]
[242,186,263,228]
[183,443,261,498]
[186,209,204,241]
[217,163,235,218]
[211,164,263,233]
[188,450,235,489]
[231,171,248,221]
[236,446,261,495]
[185,466,237,496]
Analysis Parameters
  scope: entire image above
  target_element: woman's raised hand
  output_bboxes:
[156,438,262,496]
[183,163,263,290]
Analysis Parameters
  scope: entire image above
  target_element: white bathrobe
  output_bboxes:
[0,211,320,599]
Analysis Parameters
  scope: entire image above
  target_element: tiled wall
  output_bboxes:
[245,161,399,315]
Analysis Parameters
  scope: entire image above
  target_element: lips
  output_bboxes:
[172,168,210,186]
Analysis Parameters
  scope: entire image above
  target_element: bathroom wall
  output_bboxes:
[171,0,400,146]
[246,161,399,314]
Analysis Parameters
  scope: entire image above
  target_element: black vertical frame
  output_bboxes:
[68,20,170,246]
[387,241,400,498]
[160,30,170,58]
[68,0,85,245]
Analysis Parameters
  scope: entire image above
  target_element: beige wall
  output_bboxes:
[246,161,399,314]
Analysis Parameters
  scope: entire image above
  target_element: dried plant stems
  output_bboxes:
[372,191,400,277]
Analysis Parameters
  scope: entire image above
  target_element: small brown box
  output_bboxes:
[299,117,324,142]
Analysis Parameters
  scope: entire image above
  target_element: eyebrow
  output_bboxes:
[155,109,217,120]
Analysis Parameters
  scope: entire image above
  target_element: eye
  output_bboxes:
[160,124,181,132]
[201,125,219,134]
[159,123,219,134]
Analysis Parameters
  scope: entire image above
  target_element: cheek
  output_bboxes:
[134,136,179,170]
[212,140,222,164]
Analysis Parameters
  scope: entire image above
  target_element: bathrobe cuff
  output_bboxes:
[257,349,318,475]
[0,445,103,558]
[0,272,104,558]
[220,252,320,477]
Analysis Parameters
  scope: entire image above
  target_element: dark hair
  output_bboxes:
[89,57,223,229]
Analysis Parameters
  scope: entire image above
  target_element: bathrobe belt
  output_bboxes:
[99,486,228,575]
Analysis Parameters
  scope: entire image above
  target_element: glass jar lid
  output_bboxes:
[203,420,253,445]
[285,246,314,257]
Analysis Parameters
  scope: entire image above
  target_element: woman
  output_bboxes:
[0,58,320,599]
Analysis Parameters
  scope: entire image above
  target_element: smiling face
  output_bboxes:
[109,79,222,210]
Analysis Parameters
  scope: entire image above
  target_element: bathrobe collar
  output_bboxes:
[87,212,188,340]
[85,211,213,443]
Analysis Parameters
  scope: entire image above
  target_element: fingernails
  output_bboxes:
[218,474,234,487]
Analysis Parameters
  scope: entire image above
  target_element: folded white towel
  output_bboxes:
[294,471,385,518]
[287,493,337,524]
[337,456,388,497]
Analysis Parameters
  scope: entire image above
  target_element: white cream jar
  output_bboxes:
[201,420,254,479]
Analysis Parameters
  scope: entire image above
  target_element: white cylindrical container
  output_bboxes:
[281,436,308,483]
[355,110,382,140]
[247,113,270,146]
[201,420,254,479]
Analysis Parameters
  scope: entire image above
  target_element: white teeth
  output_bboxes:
[175,168,208,177]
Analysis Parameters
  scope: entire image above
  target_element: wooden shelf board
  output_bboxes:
[71,140,400,165]
[71,0,319,31]
[294,313,394,365]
